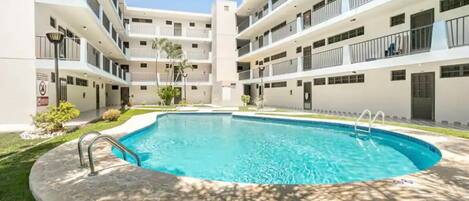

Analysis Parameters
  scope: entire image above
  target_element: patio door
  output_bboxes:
[303,10,311,29]
[95,85,100,110]
[59,78,67,102]
[174,23,182,36]
[174,87,182,104]
[304,82,312,110]
[303,46,312,71]
[411,72,435,121]
[410,9,434,52]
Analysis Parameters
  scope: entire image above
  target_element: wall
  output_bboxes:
[106,84,121,106]
[0,0,37,129]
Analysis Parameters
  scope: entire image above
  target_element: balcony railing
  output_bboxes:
[87,43,100,68]
[129,23,210,38]
[112,63,117,76]
[350,25,433,63]
[312,0,342,26]
[272,59,298,76]
[35,36,80,61]
[238,18,250,33]
[272,0,288,10]
[446,15,469,48]
[103,56,110,73]
[312,47,343,69]
[272,20,297,43]
[238,43,250,57]
[129,23,157,35]
[252,67,270,79]
[186,51,210,60]
[87,0,100,18]
[252,36,269,51]
[350,0,374,10]
[238,70,251,80]
[186,28,210,38]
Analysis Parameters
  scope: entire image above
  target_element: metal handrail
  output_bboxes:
[78,132,128,168]
[371,111,385,126]
[87,134,141,176]
[355,109,372,133]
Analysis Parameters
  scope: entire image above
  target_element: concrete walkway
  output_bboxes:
[64,106,119,128]
[29,112,469,201]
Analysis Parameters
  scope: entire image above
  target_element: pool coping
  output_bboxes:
[29,112,469,201]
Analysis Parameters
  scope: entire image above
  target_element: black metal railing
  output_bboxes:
[350,0,374,10]
[312,47,343,69]
[446,15,469,48]
[350,25,433,63]
[35,36,80,61]
[87,43,101,68]
[87,0,100,18]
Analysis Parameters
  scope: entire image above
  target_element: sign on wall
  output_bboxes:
[37,73,49,107]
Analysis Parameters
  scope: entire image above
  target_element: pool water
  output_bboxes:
[114,113,441,185]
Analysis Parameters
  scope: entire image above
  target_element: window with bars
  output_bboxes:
[67,76,74,85]
[271,51,287,61]
[313,39,326,49]
[297,80,303,86]
[132,18,152,23]
[441,64,469,78]
[140,86,147,90]
[440,0,469,12]
[390,13,405,27]
[391,70,406,81]
[328,74,365,85]
[76,78,88,87]
[328,27,364,44]
[271,81,287,88]
[314,78,326,85]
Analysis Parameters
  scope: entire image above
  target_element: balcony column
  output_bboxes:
[249,42,253,52]
[431,21,449,51]
[208,30,212,39]
[268,0,273,13]
[249,15,253,26]
[249,69,253,80]
[80,38,88,65]
[98,5,103,20]
[110,60,114,75]
[208,74,213,83]
[342,45,351,65]
[109,22,113,36]
[296,15,303,33]
[268,31,272,45]
[268,64,273,77]
[99,52,104,69]
[297,56,303,72]
[341,0,350,13]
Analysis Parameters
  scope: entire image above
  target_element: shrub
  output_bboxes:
[102,109,121,121]
[241,95,250,106]
[33,102,80,133]
[178,100,189,106]
[158,86,180,105]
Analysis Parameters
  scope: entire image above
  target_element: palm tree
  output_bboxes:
[162,42,184,85]
[151,38,168,88]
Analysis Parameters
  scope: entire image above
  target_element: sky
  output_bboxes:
[126,0,244,14]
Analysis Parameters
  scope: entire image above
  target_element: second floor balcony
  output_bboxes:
[128,47,212,62]
[130,72,212,85]
[128,23,212,40]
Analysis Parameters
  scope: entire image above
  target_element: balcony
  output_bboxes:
[272,58,298,76]
[238,70,251,80]
[130,72,212,85]
[128,47,211,62]
[350,25,432,63]
[128,23,211,39]
[35,36,127,83]
[238,43,251,57]
[312,0,342,26]
[446,15,469,48]
[305,47,344,70]
[272,20,297,43]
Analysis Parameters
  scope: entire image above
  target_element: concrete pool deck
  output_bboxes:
[30,112,469,201]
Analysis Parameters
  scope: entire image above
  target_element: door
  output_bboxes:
[95,85,100,110]
[121,87,130,106]
[411,72,435,121]
[410,9,434,52]
[303,10,311,29]
[174,23,182,36]
[174,87,182,104]
[59,78,67,102]
[303,46,312,71]
[303,82,312,110]
[258,35,264,48]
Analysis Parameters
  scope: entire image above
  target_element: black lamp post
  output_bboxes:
[182,73,188,101]
[259,66,266,109]
[46,32,65,107]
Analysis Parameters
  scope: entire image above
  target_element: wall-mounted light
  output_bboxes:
[82,26,88,30]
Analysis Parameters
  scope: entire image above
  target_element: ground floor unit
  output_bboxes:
[244,60,469,126]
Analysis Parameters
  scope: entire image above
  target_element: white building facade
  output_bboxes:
[0,0,468,130]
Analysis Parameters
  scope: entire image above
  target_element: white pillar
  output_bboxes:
[249,15,253,26]
[98,5,103,20]
[80,38,87,65]
[431,21,449,51]
[296,16,303,33]
[268,0,273,12]
[268,31,272,45]
[249,42,253,52]
[268,64,273,77]
[342,45,351,65]
[297,56,303,72]
[99,52,103,69]
[341,0,350,13]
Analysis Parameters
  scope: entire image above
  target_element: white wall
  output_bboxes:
[106,84,121,106]
[0,0,37,128]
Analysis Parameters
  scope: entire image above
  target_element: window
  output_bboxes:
[297,80,303,86]
[140,63,147,68]
[313,1,326,11]
[264,57,270,63]
[271,51,287,61]
[76,78,88,87]
[189,22,195,27]
[328,27,364,44]
[390,13,405,27]
[441,63,469,78]
[192,43,198,48]
[51,72,56,83]
[296,47,302,53]
[206,24,212,28]
[191,86,198,90]
[237,66,243,71]
[271,81,287,88]
[328,74,365,85]
[313,39,326,49]
[131,18,152,23]
[264,83,271,88]
[224,6,229,11]
[314,78,326,85]
[111,85,119,90]
[440,0,469,12]
[50,17,56,28]
[165,20,172,25]
[166,64,171,69]
[192,65,198,69]
[140,41,147,46]
[66,76,74,85]
[391,70,406,81]
[140,86,147,90]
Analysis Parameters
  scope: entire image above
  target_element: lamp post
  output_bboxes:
[259,65,265,109]
[182,73,188,101]
[46,32,65,107]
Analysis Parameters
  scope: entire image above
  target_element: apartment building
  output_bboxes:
[0,0,239,130]
[235,0,469,125]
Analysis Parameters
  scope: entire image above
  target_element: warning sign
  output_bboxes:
[39,81,47,96]
[37,97,49,107]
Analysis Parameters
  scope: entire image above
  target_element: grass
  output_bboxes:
[257,113,469,139]
[0,134,46,161]
[0,109,156,201]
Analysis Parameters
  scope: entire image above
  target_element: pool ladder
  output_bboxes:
[354,110,385,134]
[78,131,141,176]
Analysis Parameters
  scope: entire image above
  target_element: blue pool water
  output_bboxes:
[114,113,441,184]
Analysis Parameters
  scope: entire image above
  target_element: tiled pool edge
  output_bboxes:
[29,112,469,201]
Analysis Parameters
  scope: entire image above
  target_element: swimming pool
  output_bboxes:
[114,113,441,185]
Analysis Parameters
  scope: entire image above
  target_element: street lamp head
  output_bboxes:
[259,66,265,71]
[183,73,188,77]
[46,31,64,44]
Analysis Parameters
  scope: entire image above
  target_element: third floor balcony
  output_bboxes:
[127,23,212,41]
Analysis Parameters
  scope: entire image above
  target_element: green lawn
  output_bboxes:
[0,109,156,201]
[0,134,46,161]
[257,113,469,139]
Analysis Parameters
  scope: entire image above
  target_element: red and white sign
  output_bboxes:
[37,97,49,107]
[39,81,47,96]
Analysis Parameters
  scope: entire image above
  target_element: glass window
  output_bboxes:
[390,13,405,27]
